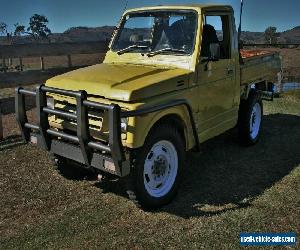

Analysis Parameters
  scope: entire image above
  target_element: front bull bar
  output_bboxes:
[15,85,129,177]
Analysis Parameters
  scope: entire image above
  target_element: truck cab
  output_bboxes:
[103,4,241,144]
[16,4,281,208]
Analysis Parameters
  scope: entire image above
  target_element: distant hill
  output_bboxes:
[59,26,115,42]
[241,26,300,44]
[240,31,265,44]
[0,26,115,45]
[279,26,300,43]
[1,26,300,45]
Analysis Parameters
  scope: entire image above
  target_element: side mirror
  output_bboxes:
[209,43,220,61]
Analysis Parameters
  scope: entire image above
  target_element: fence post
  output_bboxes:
[0,108,3,140]
[67,55,72,68]
[8,58,12,67]
[19,58,23,71]
[2,58,6,72]
[277,72,283,93]
[40,57,45,70]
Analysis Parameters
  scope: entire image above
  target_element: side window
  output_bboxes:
[205,16,223,41]
[201,14,231,59]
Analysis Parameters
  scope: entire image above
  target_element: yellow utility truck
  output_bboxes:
[16,4,281,208]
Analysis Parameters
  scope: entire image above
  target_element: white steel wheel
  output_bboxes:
[238,90,263,146]
[127,124,185,209]
[249,102,262,140]
[143,140,178,198]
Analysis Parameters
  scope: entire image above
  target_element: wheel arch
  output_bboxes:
[132,105,197,151]
[148,113,187,149]
[242,80,272,100]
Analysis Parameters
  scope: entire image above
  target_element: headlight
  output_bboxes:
[47,97,55,109]
[121,117,128,133]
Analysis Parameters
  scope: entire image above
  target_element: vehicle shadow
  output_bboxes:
[0,135,25,151]
[162,113,300,218]
[58,113,300,218]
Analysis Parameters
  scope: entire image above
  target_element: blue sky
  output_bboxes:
[1,0,299,33]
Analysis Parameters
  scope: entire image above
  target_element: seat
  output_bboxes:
[200,24,219,57]
[167,19,195,50]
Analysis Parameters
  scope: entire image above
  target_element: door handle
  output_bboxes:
[227,68,234,75]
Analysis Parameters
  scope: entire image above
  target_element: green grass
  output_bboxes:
[0,91,300,249]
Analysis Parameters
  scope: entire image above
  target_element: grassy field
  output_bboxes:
[2,53,105,72]
[0,91,299,249]
[261,47,300,79]
[0,53,105,99]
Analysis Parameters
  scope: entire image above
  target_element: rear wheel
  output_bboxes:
[238,91,263,145]
[127,124,185,209]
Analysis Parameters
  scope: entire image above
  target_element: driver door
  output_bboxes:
[197,13,238,142]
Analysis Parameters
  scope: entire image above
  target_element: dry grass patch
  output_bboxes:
[0,91,299,249]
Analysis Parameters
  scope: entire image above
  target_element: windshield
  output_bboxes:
[112,11,197,55]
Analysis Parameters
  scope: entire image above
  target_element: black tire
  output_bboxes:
[238,90,263,146]
[50,153,66,169]
[127,124,185,209]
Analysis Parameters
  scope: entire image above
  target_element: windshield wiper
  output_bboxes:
[146,48,188,57]
[117,45,149,55]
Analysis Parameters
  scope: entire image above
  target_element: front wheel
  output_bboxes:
[127,124,185,209]
[238,91,263,146]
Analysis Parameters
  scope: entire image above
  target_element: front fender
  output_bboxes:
[124,102,198,151]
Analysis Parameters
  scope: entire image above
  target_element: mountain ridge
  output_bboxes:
[1,25,299,45]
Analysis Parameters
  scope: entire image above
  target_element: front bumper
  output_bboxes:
[15,85,130,177]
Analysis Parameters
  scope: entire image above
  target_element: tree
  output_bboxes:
[14,23,26,36]
[0,22,8,36]
[0,22,9,69]
[0,23,25,44]
[264,26,277,44]
[26,14,51,41]
[1,14,51,42]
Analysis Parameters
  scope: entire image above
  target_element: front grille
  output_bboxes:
[55,100,107,132]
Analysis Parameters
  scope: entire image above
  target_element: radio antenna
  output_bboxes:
[123,0,129,12]
[238,0,244,44]
[238,0,244,63]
